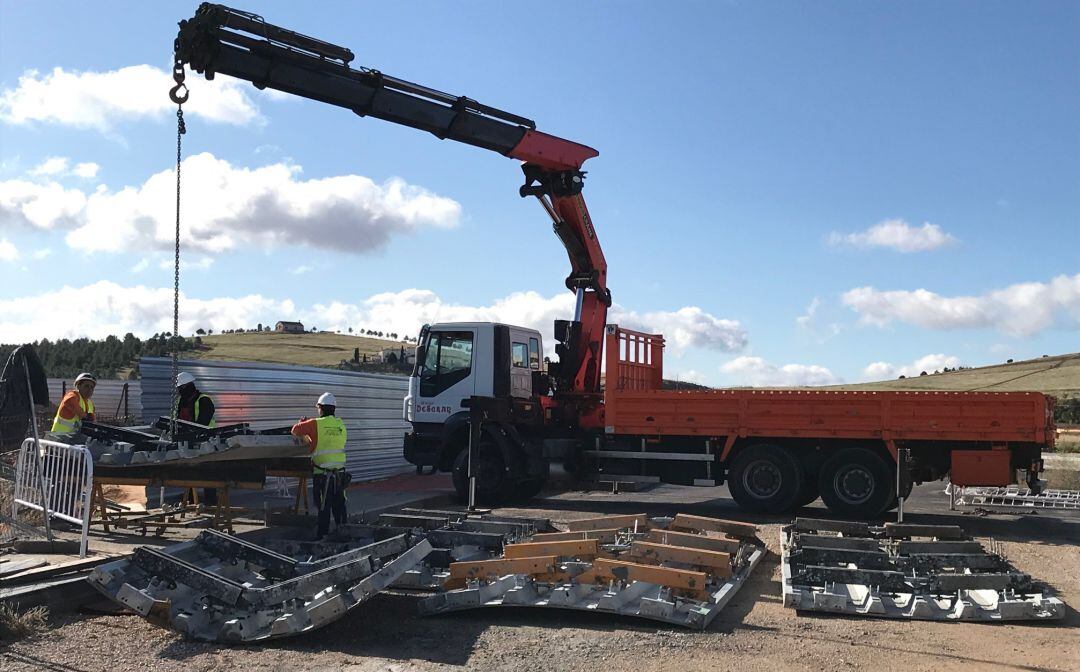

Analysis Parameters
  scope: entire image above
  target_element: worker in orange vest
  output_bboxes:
[51,372,97,435]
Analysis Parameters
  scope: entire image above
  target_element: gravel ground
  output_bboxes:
[3,492,1078,672]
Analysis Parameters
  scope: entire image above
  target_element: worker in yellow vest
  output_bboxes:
[174,372,216,427]
[291,392,348,538]
[51,372,97,435]
[173,371,219,505]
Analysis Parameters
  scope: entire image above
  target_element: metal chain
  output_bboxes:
[168,104,186,441]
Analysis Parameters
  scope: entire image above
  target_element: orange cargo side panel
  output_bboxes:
[951,450,1012,487]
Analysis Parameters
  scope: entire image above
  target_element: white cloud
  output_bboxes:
[842,272,1080,337]
[0,179,87,229]
[131,257,150,274]
[620,306,747,353]
[795,297,820,329]
[862,354,961,380]
[720,356,841,387]
[0,152,462,256]
[670,369,708,386]
[72,162,100,179]
[290,265,314,275]
[29,157,69,176]
[0,238,18,262]
[31,248,51,260]
[158,256,214,272]
[0,280,295,342]
[829,219,957,253]
[0,65,264,132]
[1,283,746,363]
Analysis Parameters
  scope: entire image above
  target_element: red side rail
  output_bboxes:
[603,325,664,431]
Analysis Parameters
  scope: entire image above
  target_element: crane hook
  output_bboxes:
[169,60,189,105]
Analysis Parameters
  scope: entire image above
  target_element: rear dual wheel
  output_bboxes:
[817,447,895,519]
[727,444,804,514]
[451,443,546,505]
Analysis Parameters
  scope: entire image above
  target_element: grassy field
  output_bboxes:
[832,352,1080,397]
[192,332,408,368]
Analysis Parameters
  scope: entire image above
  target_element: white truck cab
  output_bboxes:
[404,322,543,426]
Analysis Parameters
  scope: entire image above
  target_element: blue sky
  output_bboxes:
[1,1,1077,386]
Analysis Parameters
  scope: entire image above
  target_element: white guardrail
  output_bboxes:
[13,438,94,557]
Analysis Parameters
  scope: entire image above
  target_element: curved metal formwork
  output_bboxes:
[780,518,1066,621]
[88,529,432,642]
[418,513,767,630]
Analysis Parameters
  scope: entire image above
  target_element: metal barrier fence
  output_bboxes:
[140,357,413,482]
[13,437,93,557]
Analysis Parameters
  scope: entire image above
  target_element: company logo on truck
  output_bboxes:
[416,403,453,415]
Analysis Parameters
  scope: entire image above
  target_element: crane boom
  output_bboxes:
[174,3,610,401]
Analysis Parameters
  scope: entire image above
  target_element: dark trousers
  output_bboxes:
[313,471,347,537]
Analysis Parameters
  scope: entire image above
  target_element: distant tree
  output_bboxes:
[919,371,928,376]
[196,328,206,335]
[208,329,214,335]
[348,327,353,334]
[898,375,906,379]
[353,347,360,363]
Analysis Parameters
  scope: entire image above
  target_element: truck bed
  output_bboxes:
[604,388,1054,445]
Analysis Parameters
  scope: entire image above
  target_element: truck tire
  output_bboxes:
[818,448,895,518]
[451,442,513,505]
[795,477,819,508]
[727,444,804,513]
[514,477,546,502]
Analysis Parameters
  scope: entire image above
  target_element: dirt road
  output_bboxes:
[3,484,1078,672]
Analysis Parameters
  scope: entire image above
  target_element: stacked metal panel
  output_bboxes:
[139,357,411,482]
[781,518,1065,621]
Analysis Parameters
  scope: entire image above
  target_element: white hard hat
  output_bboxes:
[317,392,337,406]
[176,372,196,387]
[74,372,97,385]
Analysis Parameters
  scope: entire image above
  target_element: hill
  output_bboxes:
[831,352,1080,399]
[192,332,410,369]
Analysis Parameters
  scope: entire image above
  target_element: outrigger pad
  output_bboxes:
[418,512,766,630]
[88,528,433,642]
[781,517,1065,621]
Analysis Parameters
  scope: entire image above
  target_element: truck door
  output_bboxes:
[413,329,476,423]
[508,328,537,399]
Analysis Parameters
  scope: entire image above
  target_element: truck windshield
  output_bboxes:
[419,331,474,397]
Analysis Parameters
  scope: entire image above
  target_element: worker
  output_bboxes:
[173,371,218,505]
[51,372,97,435]
[290,392,348,538]
[174,372,216,427]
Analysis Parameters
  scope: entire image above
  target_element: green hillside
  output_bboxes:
[193,332,410,368]
[831,352,1080,398]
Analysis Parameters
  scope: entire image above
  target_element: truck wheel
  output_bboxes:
[514,478,546,502]
[451,442,511,505]
[727,444,804,513]
[818,448,895,518]
[795,477,819,508]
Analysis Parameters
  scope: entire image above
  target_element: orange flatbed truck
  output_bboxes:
[598,326,1055,516]
[174,4,1056,519]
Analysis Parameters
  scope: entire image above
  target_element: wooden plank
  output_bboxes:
[503,539,599,560]
[645,529,742,554]
[670,513,757,539]
[629,541,732,577]
[794,518,870,536]
[0,555,116,585]
[0,559,48,578]
[576,558,709,593]
[564,514,649,532]
[531,529,620,543]
[448,555,558,582]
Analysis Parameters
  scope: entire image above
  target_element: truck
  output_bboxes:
[174,4,1057,519]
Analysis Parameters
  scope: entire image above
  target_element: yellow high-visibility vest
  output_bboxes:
[173,393,217,428]
[51,392,95,434]
[312,415,347,472]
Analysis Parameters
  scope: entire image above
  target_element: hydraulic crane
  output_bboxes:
[173,3,610,424]
[173,4,1056,516]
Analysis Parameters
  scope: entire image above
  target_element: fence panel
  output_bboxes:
[139,357,412,482]
[13,437,93,557]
